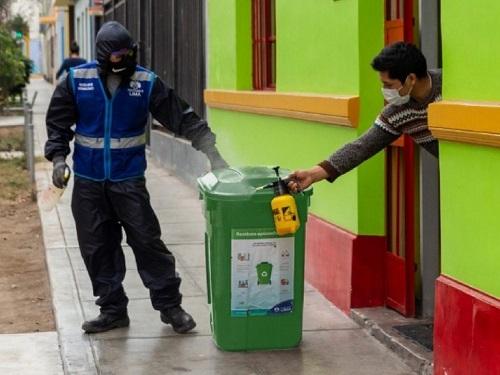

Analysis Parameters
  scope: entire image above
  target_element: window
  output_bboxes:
[252,0,276,90]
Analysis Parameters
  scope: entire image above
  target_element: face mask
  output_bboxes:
[382,87,411,106]
[100,46,137,77]
[382,76,414,106]
[110,60,128,74]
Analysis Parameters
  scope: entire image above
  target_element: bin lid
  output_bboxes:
[197,166,292,199]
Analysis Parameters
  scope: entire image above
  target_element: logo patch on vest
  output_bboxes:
[78,82,94,91]
[128,80,144,97]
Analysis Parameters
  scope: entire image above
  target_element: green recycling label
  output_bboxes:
[231,228,294,317]
[256,262,273,285]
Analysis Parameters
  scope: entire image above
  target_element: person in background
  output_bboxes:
[55,41,87,81]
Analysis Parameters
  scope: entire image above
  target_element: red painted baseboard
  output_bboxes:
[351,234,386,307]
[305,214,385,313]
[434,276,500,375]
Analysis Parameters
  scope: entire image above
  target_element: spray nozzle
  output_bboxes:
[273,166,288,196]
[255,166,291,195]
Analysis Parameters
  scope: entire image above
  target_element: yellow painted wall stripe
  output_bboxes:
[39,16,56,25]
[204,89,359,127]
[428,100,500,147]
[429,100,500,134]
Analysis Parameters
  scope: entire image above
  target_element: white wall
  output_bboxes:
[74,0,94,61]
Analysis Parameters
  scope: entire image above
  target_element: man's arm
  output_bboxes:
[45,76,76,162]
[149,77,227,169]
[319,124,400,181]
[288,124,400,192]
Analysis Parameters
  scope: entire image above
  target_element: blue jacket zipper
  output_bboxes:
[106,94,118,179]
[104,101,111,179]
[96,75,111,180]
[100,82,118,180]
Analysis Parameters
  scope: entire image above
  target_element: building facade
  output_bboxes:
[73,0,101,61]
[39,0,75,82]
[429,1,500,373]
[206,0,387,314]
[206,0,499,373]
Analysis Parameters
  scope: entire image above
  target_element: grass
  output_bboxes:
[0,156,30,201]
[7,97,23,107]
[0,127,24,152]
[0,128,29,201]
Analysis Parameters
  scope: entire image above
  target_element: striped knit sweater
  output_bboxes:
[320,70,441,181]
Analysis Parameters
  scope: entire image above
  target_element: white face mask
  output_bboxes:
[382,87,411,106]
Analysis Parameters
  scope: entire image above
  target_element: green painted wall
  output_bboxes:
[439,1,500,297]
[356,0,385,234]
[439,142,500,297]
[276,0,359,95]
[441,0,500,101]
[208,0,252,90]
[209,109,360,231]
[207,0,385,235]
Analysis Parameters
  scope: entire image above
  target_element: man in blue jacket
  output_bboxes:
[45,21,227,334]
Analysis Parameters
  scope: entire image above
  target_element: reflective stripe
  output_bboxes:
[130,71,153,82]
[75,134,145,149]
[73,68,99,79]
[73,69,151,81]
[110,134,146,148]
[75,134,103,148]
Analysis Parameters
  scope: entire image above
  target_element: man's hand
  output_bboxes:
[287,166,329,193]
[52,156,71,188]
[206,148,229,170]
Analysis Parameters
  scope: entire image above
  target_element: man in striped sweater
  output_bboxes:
[288,42,441,190]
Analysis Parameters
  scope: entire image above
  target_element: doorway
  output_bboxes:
[384,0,441,318]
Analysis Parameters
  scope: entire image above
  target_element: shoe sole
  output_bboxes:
[82,317,130,334]
[161,316,197,334]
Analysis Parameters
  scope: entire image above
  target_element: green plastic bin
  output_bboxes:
[198,166,313,351]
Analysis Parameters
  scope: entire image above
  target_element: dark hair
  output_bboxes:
[70,41,80,54]
[371,42,427,83]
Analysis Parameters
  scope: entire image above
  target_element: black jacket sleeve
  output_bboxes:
[149,77,216,154]
[44,76,76,161]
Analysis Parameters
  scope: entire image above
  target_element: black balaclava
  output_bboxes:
[95,21,137,78]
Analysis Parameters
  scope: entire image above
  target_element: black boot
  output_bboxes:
[82,312,130,333]
[160,306,196,334]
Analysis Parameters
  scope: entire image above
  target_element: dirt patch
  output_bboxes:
[0,154,55,333]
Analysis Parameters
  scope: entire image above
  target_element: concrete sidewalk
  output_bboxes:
[29,78,414,375]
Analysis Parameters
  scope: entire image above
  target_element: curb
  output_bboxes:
[350,309,433,375]
[35,161,99,375]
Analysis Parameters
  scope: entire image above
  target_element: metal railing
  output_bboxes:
[23,88,38,200]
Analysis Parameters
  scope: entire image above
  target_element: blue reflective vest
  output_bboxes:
[69,62,155,181]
